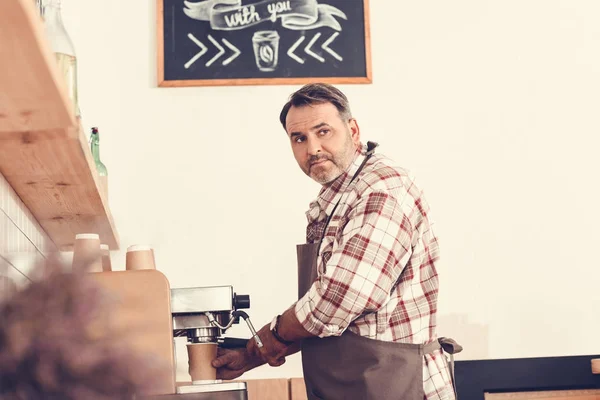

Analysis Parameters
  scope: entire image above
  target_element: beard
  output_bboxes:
[306,133,356,184]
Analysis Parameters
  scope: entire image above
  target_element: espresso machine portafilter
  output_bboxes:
[170,285,261,399]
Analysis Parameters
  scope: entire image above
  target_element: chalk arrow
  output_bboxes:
[206,34,225,67]
[304,33,324,63]
[221,39,241,66]
[185,33,208,69]
[287,36,305,64]
[322,32,342,61]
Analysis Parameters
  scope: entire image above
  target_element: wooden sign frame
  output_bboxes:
[156,0,372,87]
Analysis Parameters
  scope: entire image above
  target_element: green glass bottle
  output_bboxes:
[90,127,108,197]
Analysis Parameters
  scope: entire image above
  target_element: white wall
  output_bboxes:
[0,172,54,289]
[57,0,600,380]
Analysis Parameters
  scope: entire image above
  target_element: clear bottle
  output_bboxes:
[90,127,108,197]
[35,0,44,18]
[42,0,80,117]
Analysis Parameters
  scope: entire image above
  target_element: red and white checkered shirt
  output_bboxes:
[294,145,455,400]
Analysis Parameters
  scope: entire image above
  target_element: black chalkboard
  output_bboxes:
[157,0,371,86]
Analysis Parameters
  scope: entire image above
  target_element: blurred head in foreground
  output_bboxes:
[0,256,161,399]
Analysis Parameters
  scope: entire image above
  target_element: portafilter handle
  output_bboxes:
[219,337,249,348]
[232,310,263,348]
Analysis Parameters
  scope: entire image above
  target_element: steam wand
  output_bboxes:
[204,311,263,348]
[232,310,263,349]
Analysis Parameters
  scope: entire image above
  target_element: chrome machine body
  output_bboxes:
[169,285,260,400]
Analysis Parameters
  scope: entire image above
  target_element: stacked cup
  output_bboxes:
[73,236,157,273]
[125,245,156,271]
[72,234,102,273]
[100,244,112,271]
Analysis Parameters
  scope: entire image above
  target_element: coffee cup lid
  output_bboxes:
[76,233,99,240]
[127,245,153,252]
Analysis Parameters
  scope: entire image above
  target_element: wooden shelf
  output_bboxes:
[0,0,120,250]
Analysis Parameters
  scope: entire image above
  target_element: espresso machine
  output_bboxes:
[90,270,260,400]
[169,285,262,399]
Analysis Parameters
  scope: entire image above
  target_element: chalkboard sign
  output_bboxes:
[157,0,371,87]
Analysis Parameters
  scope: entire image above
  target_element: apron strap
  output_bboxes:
[319,141,379,242]
[421,339,441,355]
[365,141,378,156]
[438,337,463,400]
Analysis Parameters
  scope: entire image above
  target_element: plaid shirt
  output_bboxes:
[294,145,455,400]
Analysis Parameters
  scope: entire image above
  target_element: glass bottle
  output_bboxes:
[42,0,80,117]
[35,0,44,18]
[90,127,108,197]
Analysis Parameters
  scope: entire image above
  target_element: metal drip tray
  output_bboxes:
[144,382,247,400]
[177,382,246,394]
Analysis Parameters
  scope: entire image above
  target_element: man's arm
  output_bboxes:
[245,310,314,368]
[252,189,416,364]
[277,306,316,341]
[293,190,414,337]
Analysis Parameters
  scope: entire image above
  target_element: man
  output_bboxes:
[213,83,460,399]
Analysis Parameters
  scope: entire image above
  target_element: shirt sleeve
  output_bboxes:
[294,190,415,337]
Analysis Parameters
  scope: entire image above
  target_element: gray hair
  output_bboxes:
[279,83,353,130]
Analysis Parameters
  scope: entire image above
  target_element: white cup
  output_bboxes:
[100,244,112,272]
[72,233,102,273]
[125,245,156,271]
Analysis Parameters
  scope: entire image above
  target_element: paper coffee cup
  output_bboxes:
[100,244,112,272]
[72,233,102,273]
[125,245,156,271]
[186,342,217,382]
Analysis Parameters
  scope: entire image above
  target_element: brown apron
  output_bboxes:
[296,143,461,400]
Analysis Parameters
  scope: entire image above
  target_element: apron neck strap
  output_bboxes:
[365,141,378,156]
[348,141,378,185]
[320,141,379,238]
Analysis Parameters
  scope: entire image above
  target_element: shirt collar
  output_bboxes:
[306,144,369,224]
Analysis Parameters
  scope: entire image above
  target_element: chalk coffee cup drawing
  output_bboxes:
[125,245,156,271]
[187,342,218,383]
[252,30,280,72]
[100,244,112,272]
[72,233,102,273]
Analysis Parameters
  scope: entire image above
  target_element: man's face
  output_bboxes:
[285,102,361,184]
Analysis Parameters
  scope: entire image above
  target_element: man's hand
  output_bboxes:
[211,347,263,380]
[247,323,290,367]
